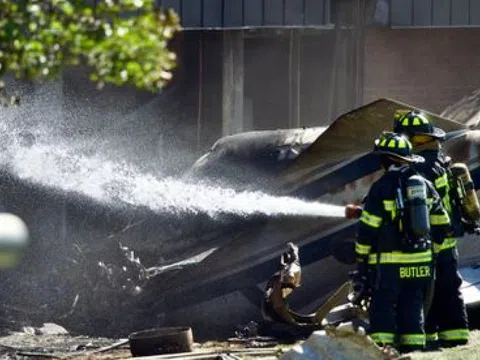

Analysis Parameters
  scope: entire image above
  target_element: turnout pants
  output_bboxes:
[368,265,428,352]
[425,247,469,347]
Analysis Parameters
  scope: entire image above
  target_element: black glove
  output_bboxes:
[462,220,480,235]
[281,242,299,265]
[348,269,368,305]
[349,268,365,282]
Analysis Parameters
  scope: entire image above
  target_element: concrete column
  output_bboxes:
[222,31,245,136]
[354,0,366,106]
[288,30,302,128]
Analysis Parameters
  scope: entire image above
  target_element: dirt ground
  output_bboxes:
[0,328,479,359]
[409,330,480,360]
[0,329,287,359]
[67,339,286,360]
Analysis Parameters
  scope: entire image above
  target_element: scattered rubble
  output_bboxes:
[280,322,407,360]
[0,325,477,360]
[0,325,127,359]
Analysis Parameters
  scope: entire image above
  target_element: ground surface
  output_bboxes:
[0,329,479,359]
[409,330,480,360]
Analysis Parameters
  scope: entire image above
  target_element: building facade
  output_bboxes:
[161,0,480,150]
[23,0,480,167]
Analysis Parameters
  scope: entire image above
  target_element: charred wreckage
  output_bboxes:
[0,98,479,340]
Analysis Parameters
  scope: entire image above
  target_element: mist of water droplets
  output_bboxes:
[0,86,344,220]
[7,141,345,218]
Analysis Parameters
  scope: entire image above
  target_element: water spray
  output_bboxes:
[9,142,345,219]
[0,92,345,220]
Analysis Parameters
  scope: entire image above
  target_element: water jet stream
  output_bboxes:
[7,142,344,219]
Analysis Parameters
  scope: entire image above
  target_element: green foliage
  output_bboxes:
[0,0,180,92]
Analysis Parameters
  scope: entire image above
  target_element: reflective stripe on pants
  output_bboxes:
[438,329,469,341]
[370,332,395,345]
[399,333,426,346]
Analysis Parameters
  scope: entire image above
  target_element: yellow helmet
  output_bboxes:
[373,132,424,163]
[393,110,446,140]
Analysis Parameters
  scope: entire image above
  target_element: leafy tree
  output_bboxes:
[0,0,180,104]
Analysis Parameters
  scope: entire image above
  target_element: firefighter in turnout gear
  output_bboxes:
[394,110,477,348]
[355,132,451,353]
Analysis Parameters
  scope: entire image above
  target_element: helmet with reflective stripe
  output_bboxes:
[393,110,446,140]
[373,132,425,163]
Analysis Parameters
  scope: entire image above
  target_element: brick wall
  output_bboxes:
[364,28,480,114]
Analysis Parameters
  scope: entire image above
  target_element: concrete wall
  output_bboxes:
[19,27,480,171]
[363,28,480,114]
[240,28,363,131]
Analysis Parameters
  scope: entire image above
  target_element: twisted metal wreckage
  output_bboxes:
[0,98,479,339]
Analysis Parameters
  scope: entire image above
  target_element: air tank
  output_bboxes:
[450,163,480,222]
[405,175,430,238]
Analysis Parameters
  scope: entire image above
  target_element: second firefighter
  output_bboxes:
[355,132,451,352]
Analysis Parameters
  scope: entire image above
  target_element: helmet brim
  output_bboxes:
[374,151,425,164]
[411,127,446,140]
